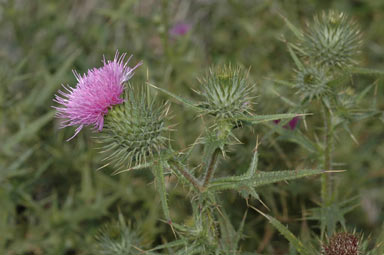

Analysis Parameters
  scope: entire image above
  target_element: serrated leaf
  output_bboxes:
[257,211,310,255]
[153,161,171,223]
[240,113,305,125]
[209,169,324,191]
[350,67,384,76]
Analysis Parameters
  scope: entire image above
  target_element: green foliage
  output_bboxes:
[1,0,384,254]
[95,215,144,255]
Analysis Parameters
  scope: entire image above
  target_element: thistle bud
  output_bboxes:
[197,64,254,120]
[99,85,169,170]
[302,10,362,69]
[295,65,331,101]
[322,232,360,255]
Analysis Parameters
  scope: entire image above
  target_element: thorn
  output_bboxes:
[96,162,110,171]
[324,169,346,173]
[253,136,260,152]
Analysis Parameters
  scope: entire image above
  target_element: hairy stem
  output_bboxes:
[171,160,202,192]
[202,148,220,190]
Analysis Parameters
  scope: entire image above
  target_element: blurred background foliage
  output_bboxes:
[1,0,384,254]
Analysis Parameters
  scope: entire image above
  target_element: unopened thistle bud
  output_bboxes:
[301,10,362,69]
[295,65,331,101]
[322,232,360,255]
[197,64,254,120]
[99,86,169,170]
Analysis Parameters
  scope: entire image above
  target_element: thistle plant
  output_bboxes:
[275,9,383,244]
[52,11,382,253]
[54,54,330,254]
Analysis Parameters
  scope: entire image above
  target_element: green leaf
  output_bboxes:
[288,44,305,70]
[2,110,55,154]
[257,210,311,255]
[280,15,304,39]
[350,67,384,77]
[240,113,306,125]
[270,78,296,87]
[153,161,171,223]
[147,82,201,111]
[263,122,319,153]
[209,169,324,191]
[150,239,187,252]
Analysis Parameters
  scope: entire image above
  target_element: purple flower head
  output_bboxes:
[169,23,191,37]
[273,116,300,130]
[53,51,142,140]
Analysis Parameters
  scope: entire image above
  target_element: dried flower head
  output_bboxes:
[197,64,254,120]
[99,86,169,171]
[322,232,360,255]
[302,10,362,69]
[54,51,142,140]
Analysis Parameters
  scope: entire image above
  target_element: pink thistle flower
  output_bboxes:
[169,23,191,37]
[53,51,142,140]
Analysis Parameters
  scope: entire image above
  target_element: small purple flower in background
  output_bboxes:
[53,51,142,140]
[169,23,191,37]
[273,116,300,130]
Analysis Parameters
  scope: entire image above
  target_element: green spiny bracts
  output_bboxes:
[301,10,362,69]
[197,64,255,121]
[295,65,332,101]
[99,85,169,171]
[95,214,142,255]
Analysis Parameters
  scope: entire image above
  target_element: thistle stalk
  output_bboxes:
[321,101,333,203]
[202,148,220,190]
[171,160,202,192]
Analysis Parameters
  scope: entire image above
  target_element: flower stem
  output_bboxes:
[171,160,202,192]
[321,101,333,206]
[202,148,220,190]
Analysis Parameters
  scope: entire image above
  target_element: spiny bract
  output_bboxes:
[99,86,169,170]
[197,64,254,120]
[295,65,331,101]
[301,10,362,69]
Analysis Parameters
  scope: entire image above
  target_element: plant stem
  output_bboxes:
[171,160,202,192]
[202,148,220,190]
[321,101,333,206]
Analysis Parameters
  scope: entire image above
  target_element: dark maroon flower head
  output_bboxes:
[169,23,191,36]
[322,232,359,255]
[273,116,300,130]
